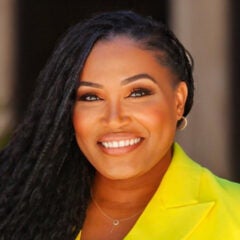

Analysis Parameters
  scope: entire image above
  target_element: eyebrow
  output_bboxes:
[78,81,103,88]
[120,73,157,85]
[78,73,157,89]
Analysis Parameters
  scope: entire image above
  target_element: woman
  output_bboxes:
[0,10,239,240]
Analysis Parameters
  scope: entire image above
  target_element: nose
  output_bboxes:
[101,101,131,128]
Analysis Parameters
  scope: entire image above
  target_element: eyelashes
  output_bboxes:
[128,88,153,98]
[77,93,103,101]
[77,87,154,102]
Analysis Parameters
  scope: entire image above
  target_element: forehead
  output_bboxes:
[81,36,176,82]
[91,35,148,58]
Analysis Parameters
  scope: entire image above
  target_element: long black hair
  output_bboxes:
[0,10,194,239]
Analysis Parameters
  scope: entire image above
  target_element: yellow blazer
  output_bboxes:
[76,143,240,239]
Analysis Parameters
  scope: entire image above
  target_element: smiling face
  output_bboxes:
[72,36,187,180]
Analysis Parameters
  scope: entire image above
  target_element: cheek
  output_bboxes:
[72,107,92,143]
[73,104,98,128]
[135,101,177,128]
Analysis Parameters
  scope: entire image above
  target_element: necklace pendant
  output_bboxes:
[113,219,120,226]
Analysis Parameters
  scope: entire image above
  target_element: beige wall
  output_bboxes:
[0,0,16,140]
[170,0,232,178]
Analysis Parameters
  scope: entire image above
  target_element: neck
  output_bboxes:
[92,151,171,214]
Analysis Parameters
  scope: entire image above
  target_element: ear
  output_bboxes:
[175,81,188,120]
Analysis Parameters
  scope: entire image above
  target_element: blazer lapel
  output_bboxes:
[125,202,214,240]
[125,143,215,240]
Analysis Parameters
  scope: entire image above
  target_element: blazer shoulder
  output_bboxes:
[216,174,240,199]
[200,167,240,205]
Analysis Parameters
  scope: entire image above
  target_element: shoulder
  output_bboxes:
[200,167,240,203]
[173,143,240,205]
[197,167,240,232]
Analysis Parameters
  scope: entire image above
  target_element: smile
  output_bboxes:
[100,138,141,149]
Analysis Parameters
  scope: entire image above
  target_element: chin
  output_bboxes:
[100,168,142,180]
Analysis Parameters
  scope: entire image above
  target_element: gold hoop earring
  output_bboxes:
[178,116,188,130]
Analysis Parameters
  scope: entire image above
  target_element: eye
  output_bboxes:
[128,88,153,98]
[78,93,103,101]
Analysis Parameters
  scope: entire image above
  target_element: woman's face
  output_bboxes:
[73,36,187,180]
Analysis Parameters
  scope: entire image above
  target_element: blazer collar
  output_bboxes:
[125,143,215,239]
[160,142,204,207]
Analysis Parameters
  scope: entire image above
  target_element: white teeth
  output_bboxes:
[101,138,141,148]
[119,140,125,147]
[113,141,118,148]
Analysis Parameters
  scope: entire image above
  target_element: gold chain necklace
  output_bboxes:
[91,191,142,227]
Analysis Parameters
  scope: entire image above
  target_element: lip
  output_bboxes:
[97,133,144,155]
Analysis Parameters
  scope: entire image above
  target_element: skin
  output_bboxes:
[72,36,188,239]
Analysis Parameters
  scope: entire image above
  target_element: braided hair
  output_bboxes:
[0,10,194,239]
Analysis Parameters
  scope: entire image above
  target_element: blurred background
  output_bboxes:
[0,0,240,181]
